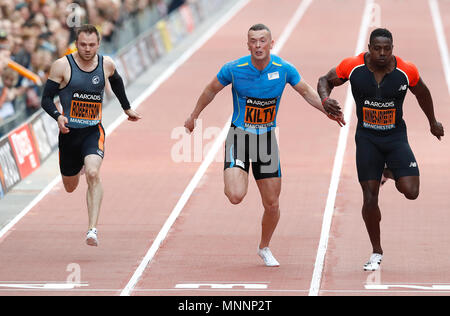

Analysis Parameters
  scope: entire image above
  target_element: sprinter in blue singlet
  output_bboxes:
[185,24,344,267]
[217,54,301,133]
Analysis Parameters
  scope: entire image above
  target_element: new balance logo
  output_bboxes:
[398,85,407,91]
[409,162,417,168]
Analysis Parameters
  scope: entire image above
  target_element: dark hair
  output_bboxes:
[249,24,271,34]
[75,24,100,42]
[369,28,393,44]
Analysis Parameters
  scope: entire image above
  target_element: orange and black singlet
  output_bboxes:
[336,52,420,136]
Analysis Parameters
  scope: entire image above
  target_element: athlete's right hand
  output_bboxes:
[184,115,196,134]
[327,112,346,127]
[57,115,70,134]
[322,97,342,117]
[430,120,444,140]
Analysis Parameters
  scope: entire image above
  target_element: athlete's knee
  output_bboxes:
[396,179,420,200]
[63,180,78,193]
[225,189,246,205]
[62,176,79,193]
[362,190,379,208]
[262,198,280,214]
[226,192,246,205]
[404,187,419,200]
[85,168,100,184]
[64,183,77,193]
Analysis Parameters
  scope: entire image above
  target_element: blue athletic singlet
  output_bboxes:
[59,54,105,128]
[217,54,301,134]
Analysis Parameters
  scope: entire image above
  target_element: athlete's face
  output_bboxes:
[76,32,100,61]
[247,30,273,62]
[368,36,393,67]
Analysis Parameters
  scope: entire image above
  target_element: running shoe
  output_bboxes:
[258,247,280,267]
[363,253,383,271]
[86,228,98,247]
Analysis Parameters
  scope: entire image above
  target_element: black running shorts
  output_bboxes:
[224,125,281,180]
[355,130,419,182]
[58,124,105,176]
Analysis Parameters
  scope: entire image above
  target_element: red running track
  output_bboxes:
[0,0,448,297]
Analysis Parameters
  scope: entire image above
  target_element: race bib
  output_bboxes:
[69,91,102,126]
[363,107,396,130]
[244,97,277,128]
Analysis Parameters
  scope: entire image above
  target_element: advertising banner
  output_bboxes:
[0,0,229,199]
[30,114,53,161]
[40,112,59,150]
[0,137,21,193]
[179,4,195,33]
[0,163,5,198]
[156,20,173,52]
[8,124,40,179]
[149,28,166,59]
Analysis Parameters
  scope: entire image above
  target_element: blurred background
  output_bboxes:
[0,0,191,137]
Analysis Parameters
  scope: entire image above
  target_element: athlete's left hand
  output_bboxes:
[430,120,444,140]
[125,109,142,122]
[327,112,346,127]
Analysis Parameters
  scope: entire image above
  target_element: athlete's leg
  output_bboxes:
[385,135,420,200]
[224,167,248,205]
[84,154,103,230]
[395,176,420,200]
[360,180,383,255]
[255,177,281,249]
[62,174,81,193]
[59,130,83,193]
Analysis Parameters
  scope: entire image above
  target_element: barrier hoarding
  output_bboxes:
[40,113,59,150]
[0,137,21,193]
[0,0,229,199]
[8,124,40,179]
[30,114,53,162]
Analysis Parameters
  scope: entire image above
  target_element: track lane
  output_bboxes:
[0,0,447,297]
[0,1,250,296]
[320,0,450,296]
[133,0,366,296]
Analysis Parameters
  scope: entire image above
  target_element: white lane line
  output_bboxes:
[0,1,247,241]
[120,0,314,296]
[308,0,374,297]
[429,0,450,96]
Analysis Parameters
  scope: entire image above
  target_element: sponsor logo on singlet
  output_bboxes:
[268,71,280,80]
[244,97,277,129]
[69,91,102,126]
[92,75,100,85]
[362,99,396,130]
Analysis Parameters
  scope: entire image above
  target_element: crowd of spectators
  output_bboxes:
[0,0,183,126]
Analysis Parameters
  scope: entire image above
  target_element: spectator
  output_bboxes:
[13,33,36,70]
[0,67,23,122]
[0,0,174,132]
[0,28,10,74]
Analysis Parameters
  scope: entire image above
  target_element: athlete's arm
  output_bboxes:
[409,78,444,140]
[42,58,69,133]
[184,77,225,134]
[317,67,346,116]
[104,56,141,121]
[293,78,345,126]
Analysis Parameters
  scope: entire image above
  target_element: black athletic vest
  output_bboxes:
[59,54,105,128]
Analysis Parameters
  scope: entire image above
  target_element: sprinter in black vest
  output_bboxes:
[318,28,444,271]
[41,24,142,246]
